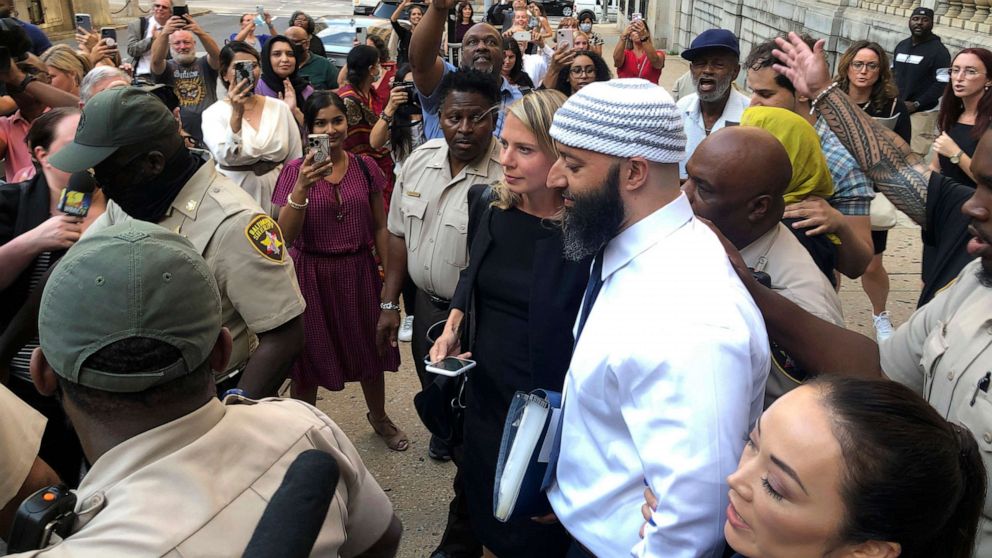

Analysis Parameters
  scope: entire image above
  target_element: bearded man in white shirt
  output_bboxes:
[543,78,771,558]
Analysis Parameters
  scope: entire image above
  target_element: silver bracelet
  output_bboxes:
[380,301,401,312]
[287,196,309,210]
[809,82,839,115]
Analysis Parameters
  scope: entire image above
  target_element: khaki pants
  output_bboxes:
[910,109,940,159]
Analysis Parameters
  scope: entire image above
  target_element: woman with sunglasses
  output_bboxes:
[930,47,992,188]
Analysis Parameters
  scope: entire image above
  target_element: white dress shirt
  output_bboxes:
[547,193,770,558]
[677,89,750,179]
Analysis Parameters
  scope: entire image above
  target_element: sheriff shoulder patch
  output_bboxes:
[245,214,286,263]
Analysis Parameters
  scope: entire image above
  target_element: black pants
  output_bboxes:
[411,288,482,558]
[8,376,85,488]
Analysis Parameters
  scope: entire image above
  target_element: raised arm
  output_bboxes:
[185,16,222,70]
[149,17,181,76]
[772,33,930,227]
[410,0,455,96]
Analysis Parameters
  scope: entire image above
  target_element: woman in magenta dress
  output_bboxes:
[272,90,408,451]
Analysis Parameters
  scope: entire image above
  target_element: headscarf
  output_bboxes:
[740,106,833,205]
[259,35,309,109]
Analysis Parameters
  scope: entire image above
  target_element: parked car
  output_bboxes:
[573,0,617,22]
[371,0,426,20]
[354,0,378,16]
[317,16,395,67]
[535,0,575,17]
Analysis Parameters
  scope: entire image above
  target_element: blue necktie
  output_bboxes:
[542,247,605,491]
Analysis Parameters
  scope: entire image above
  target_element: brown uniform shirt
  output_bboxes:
[882,259,992,555]
[0,383,45,510]
[84,156,306,376]
[8,397,394,557]
[386,137,503,300]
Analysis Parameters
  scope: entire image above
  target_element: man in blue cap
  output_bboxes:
[676,28,748,180]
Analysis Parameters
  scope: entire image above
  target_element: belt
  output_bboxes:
[219,160,280,176]
[427,293,450,308]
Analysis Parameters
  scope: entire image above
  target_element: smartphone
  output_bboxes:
[355,26,367,44]
[527,15,538,29]
[307,134,330,163]
[512,30,530,42]
[172,0,189,18]
[556,27,573,50]
[631,12,643,21]
[234,60,256,90]
[254,5,265,25]
[74,13,92,33]
[426,357,477,377]
[100,28,117,47]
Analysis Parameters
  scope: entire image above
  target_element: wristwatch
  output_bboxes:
[950,150,964,165]
[380,301,401,312]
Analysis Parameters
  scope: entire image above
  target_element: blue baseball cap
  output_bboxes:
[681,29,740,61]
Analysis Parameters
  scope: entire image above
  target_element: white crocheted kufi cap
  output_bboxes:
[549,78,686,164]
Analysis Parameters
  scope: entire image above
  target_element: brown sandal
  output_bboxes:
[367,412,410,452]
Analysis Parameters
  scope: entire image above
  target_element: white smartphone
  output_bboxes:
[512,30,530,42]
[356,27,367,44]
[425,356,477,377]
[557,28,573,50]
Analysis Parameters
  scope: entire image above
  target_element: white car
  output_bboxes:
[354,0,378,16]
[573,0,617,22]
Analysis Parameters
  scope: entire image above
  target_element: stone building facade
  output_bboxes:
[631,0,992,69]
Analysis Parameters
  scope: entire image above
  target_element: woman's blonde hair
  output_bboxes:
[491,89,567,210]
[42,44,91,87]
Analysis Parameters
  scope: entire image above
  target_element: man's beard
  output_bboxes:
[561,164,624,262]
[172,51,197,65]
[461,52,498,76]
[693,72,733,102]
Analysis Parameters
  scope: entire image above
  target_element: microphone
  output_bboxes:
[243,450,340,558]
[56,172,97,218]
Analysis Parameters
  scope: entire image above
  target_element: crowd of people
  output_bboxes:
[0,0,991,556]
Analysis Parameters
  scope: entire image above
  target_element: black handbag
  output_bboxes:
[413,320,468,446]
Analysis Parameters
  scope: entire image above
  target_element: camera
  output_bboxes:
[396,80,421,118]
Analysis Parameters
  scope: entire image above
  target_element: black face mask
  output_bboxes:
[96,148,202,222]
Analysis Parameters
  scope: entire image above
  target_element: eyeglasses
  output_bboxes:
[850,61,879,72]
[152,3,168,8]
[690,59,729,71]
[569,65,596,76]
[950,66,986,79]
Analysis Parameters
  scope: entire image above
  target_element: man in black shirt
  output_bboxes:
[892,7,950,155]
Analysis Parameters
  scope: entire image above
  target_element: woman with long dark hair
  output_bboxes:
[256,35,315,126]
[640,376,986,558]
[546,49,611,96]
[202,41,302,215]
[369,64,425,177]
[272,91,407,451]
[339,45,396,210]
[454,1,474,43]
[502,37,535,89]
[931,47,992,188]
[834,40,908,343]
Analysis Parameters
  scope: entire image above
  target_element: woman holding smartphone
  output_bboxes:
[201,41,302,216]
[272,91,407,451]
[429,90,588,557]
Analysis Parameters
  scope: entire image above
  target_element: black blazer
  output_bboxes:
[450,184,590,392]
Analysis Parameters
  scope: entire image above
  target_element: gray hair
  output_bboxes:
[80,66,131,104]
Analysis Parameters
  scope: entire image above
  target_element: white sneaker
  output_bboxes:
[398,315,414,342]
[873,311,894,343]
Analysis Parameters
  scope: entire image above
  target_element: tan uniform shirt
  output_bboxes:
[8,397,394,558]
[881,259,992,555]
[741,223,845,406]
[387,137,503,300]
[0,384,45,510]
[84,157,306,375]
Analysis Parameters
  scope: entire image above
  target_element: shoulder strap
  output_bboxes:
[353,153,374,189]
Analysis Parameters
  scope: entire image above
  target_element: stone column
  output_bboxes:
[934,0,950,15]
[960,0,977,19]
[945,0,963,17]
[971,0,989,20]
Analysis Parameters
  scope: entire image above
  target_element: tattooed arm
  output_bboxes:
[772,33,930,227]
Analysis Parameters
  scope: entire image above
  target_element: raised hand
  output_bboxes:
[771,32,830,101]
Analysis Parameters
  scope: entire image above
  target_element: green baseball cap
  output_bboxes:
[49,86,178,173]
[38,220,222,393]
